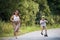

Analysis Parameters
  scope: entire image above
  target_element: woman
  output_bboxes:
[10,10,20,39]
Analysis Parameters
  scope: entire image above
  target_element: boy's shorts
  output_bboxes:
[41,25,46,29]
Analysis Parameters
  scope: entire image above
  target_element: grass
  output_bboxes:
[0,25,40,37]
[0,21,60,37]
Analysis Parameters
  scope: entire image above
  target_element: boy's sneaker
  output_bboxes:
[41,32,43,35]
[44,34,48,37]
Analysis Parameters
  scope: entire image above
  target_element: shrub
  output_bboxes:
[0,21,13,34]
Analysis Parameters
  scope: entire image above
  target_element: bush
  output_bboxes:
[0,21,13,34]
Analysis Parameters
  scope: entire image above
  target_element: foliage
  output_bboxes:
[47,0,60,23]
[0,0,60,25]
[0,21,13,34]
[18,0,39,26]
[0,0,20,21]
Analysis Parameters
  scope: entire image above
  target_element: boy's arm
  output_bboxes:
[40,20,42,24]
[45,20,48,23]
[40,20,41,24]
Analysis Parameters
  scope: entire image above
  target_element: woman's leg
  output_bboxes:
[15,23,20,32]
[14,23,20,39]
[14,27,18,39]
[12,22,18,39]
[14,26,17,38]
[12,23,16,36]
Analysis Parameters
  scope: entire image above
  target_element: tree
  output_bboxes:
[0,0,20,21]
[47,0,60,23]
[18,0,39,26]
[33,0,51,24]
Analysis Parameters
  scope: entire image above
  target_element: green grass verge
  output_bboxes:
[0,22,60,37]
[0,25,40,37]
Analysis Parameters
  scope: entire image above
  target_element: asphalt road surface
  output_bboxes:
[0,28,60,40]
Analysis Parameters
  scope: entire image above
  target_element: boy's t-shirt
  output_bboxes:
[40,20,48,27]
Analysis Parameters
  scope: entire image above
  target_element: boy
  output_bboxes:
[40,16,48,37]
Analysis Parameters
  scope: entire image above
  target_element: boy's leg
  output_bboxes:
[44,27,48,37]
[41,26,44,35]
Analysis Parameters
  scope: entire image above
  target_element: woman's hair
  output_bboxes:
[13,9,20,16]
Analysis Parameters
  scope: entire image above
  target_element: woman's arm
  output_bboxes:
[10,15,14,22]
[18,16,21,23]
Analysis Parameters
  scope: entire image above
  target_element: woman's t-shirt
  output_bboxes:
[13,15,20,21]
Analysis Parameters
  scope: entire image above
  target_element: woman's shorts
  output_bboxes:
[12,21,20,32]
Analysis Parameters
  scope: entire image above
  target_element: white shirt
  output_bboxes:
[13,15,20,21]
[40,20,48,27]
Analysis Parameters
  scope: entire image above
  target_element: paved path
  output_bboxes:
[0,28,60,40]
